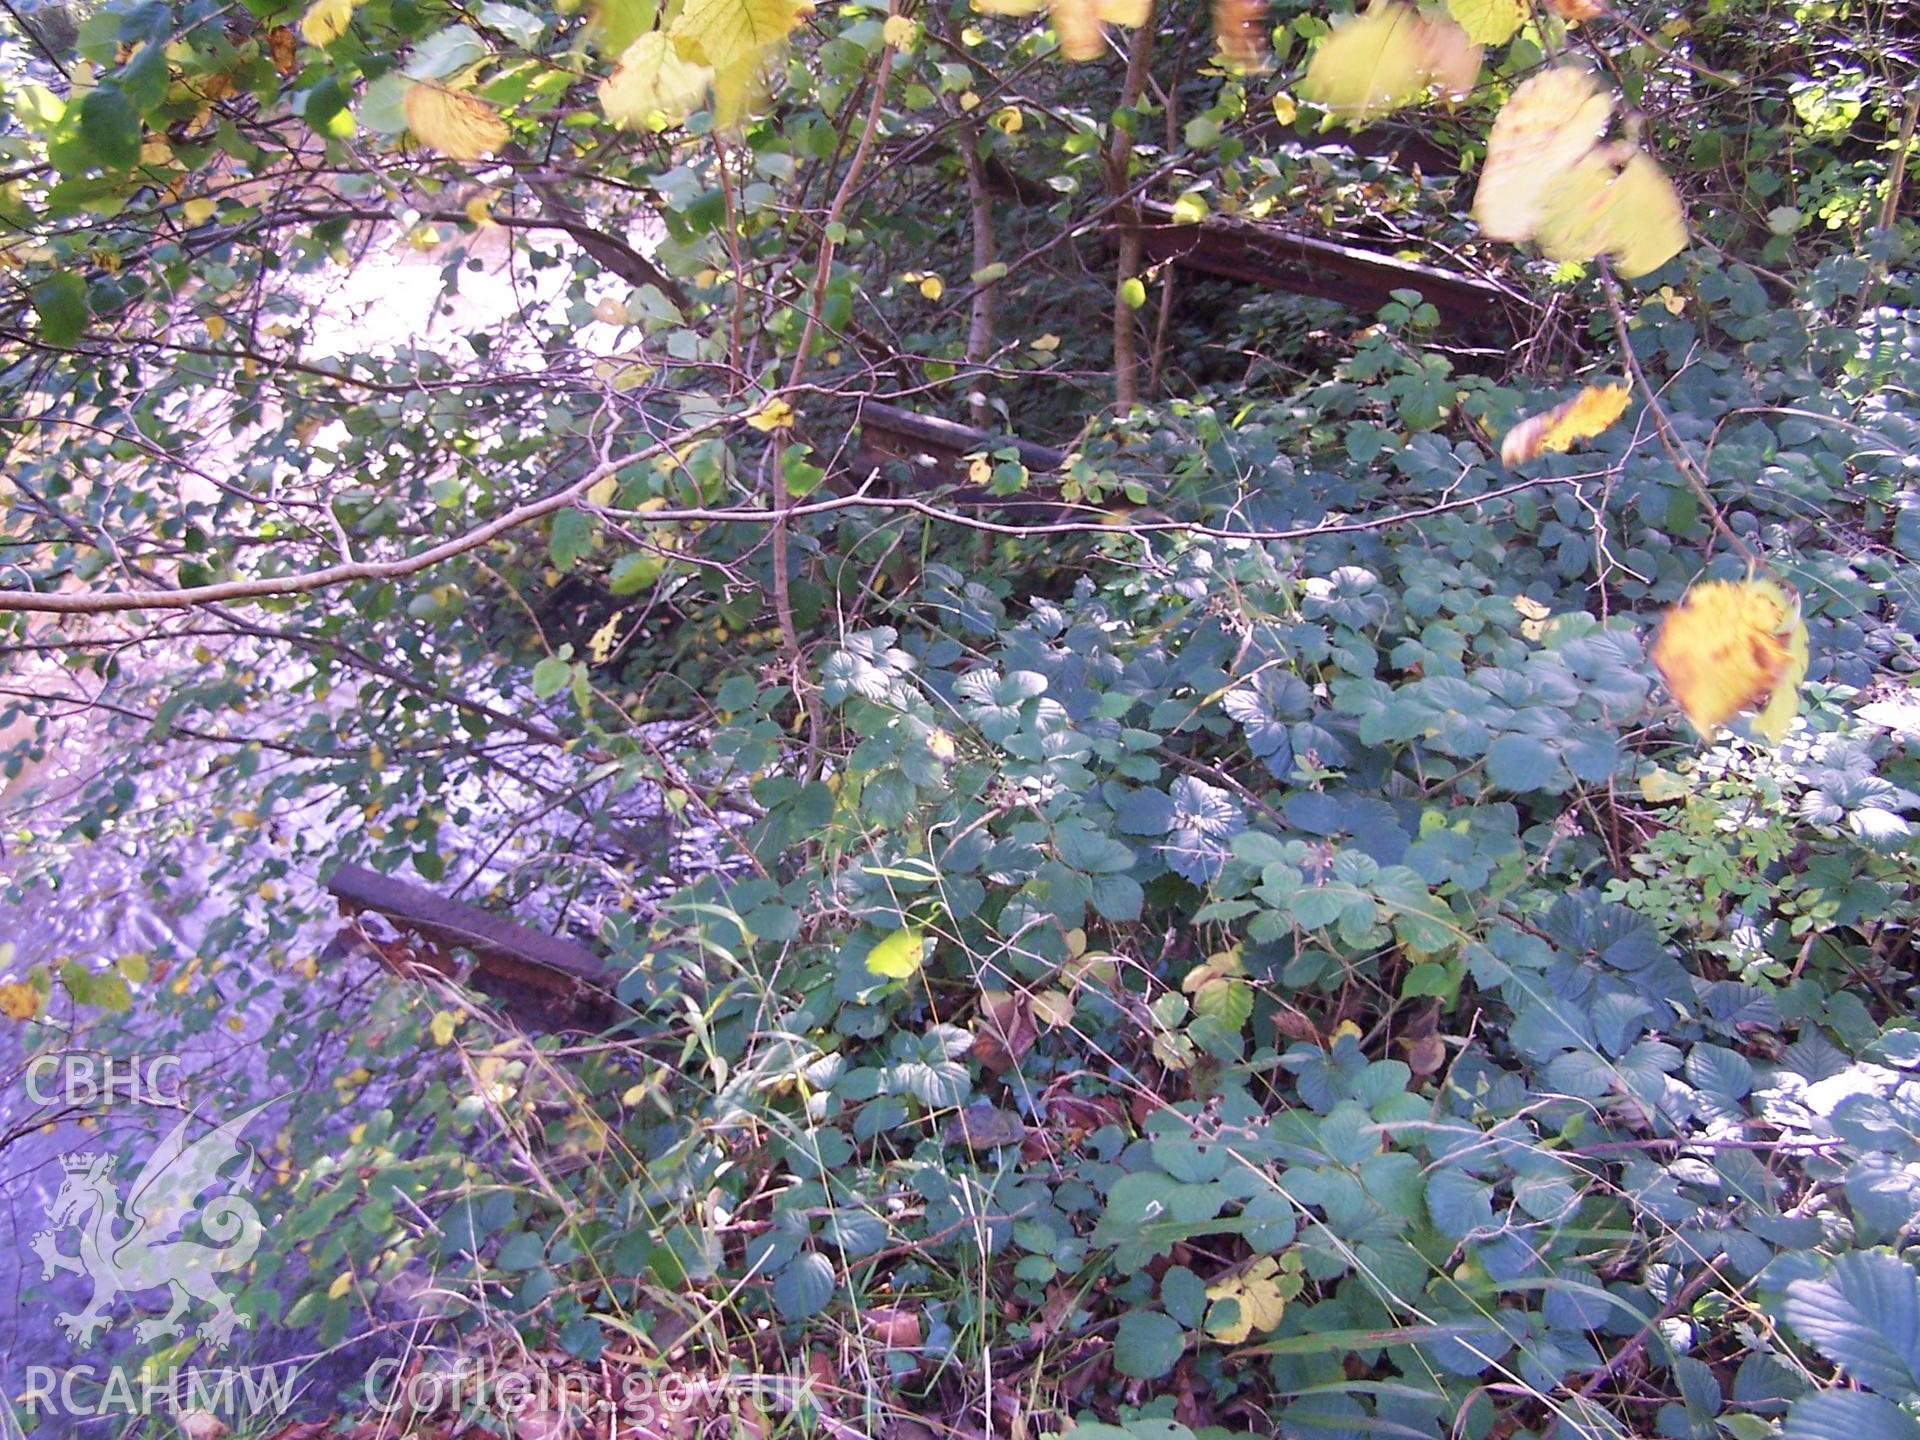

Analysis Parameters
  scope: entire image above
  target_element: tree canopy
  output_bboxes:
[2,0,1919,1433]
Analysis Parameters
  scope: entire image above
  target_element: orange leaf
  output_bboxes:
[1211,0,1268,71]
[1500,382,1631,465]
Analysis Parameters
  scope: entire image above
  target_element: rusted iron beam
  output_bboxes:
[1131,200,1520,342]
[856,399,1066,484]
[852,400,1084,519]
[323,863,614,1017]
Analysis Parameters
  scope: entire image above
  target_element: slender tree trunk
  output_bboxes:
[1148,72,1179,399]
[1106,10,1158,416]
[964,137,998,430]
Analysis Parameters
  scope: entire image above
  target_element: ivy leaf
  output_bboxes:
[1780,1252,1920,1396]
[1486,732,1558,791]
[772,1251,835,1320]
[1162,776,1245,883]
[496,1231,546,1270]
[78,87,142,171]
[31,274,89,347]
[1113,1309,1188,1378]
[1782,1391,1920,1440]
[1427,1168,1494,1240]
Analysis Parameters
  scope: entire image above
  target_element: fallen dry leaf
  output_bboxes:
[866,1306,923,1346]
[974,989,1038,1072]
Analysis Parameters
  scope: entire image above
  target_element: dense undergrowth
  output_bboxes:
[3,0,1919,1432]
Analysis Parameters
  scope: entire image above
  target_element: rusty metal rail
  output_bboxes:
[1131,200,1521,343]
[854,399,1066,485]
[324,863,615,1020]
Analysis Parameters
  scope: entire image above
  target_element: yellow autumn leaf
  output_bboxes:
[667,0,807,126]
[990,105,1022,134]
[1069,0,1145,57]
[1272,91,1297,124]
[182,196,217,225]
[865,927,926,980]
[1300,4,1481,121]
[599,30,714,130]
[1536,149,1688,279]
[918,274,945,300]
[405,82,510,161]
[1206,1254,1301,1343]
[1650,579,1805,739]
[1751,608,1810,743]
[591,354,655,390]
[0,980,40,1022]
[1472,66,1687,276]
[430,1010,458,1045]
[882,13,917,46]
[927,728,957,762]
[746,397,794,431]
[327,1271,353,1300]
[1638,765,1693,803]
[465,192,498,227]
[1031,990,1075,1026]
[205,313,227,341]
[1446,0,1526,45]
[977,0,1143,59]
[1499,382,1631,466]
[300,0,354,45]
[588,608,625,663]
[1300,4,1425,120]
[1472,65,1614,242]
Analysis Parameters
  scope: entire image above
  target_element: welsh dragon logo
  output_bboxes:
[31,1100,274,1349]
